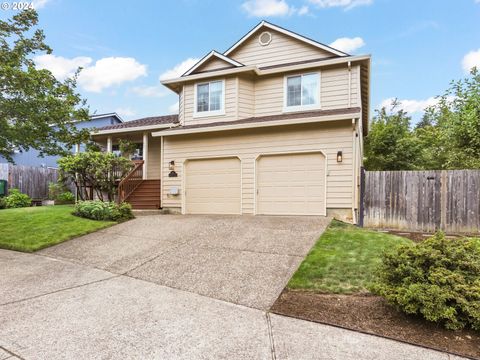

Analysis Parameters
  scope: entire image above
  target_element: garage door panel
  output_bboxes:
[257,153,325,215]
[185,157,241,214]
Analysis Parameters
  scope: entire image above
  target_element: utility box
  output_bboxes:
[0,180,7,197]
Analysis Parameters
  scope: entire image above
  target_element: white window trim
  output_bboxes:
[193,79,226,118]
[283,72,321,113]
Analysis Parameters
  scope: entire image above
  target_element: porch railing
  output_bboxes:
[117,160,144,203]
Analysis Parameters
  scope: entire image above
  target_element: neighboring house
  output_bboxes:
[91,21,370,223]
[0,113,123,167]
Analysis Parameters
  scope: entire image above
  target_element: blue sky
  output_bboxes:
[2,0,480,122]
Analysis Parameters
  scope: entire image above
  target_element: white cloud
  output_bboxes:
[242,0,291,16]
[32,0,51,9]
[78,57,147,92]
[241,0,309,17]
[309,0,372,10]
[462,49,480,73]
[379,97,439,114]
[159,58,200,80]
[35,55,147,92]
[168,101,179,114]
[115,107,136,118]
[34,54,92,80]
[131,85,166,98]
[298,5,310,15]
[329,37,365,53]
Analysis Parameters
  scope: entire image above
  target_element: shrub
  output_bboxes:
[3,188,31,208]
[73,200,134,222]
[370,232,480,330]
[0,197,5,209]
[56,191,75,204]
[48,182,74,204]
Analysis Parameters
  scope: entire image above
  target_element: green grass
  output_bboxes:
[288,220,411,294]
[0,205,115,252]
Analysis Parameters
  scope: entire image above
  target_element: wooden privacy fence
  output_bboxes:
[0,164,59,199]
[361,170,480,234]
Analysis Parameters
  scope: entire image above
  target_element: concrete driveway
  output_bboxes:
[0,215,459,359]
[39,215,329,309]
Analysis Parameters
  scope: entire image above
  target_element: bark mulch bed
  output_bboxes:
[271,290,480,360]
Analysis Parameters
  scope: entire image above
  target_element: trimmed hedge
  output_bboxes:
[73,201,134,222]
[371,232,480,330]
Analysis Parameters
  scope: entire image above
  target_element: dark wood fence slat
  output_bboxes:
[363,170,480,234]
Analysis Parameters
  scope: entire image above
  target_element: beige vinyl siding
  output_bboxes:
[183,77,237,126]
[238,76,254,118]
[254,66,359,117]
[162,121,354,213]
[228,28,333,68]
[321,65,359,109]
[147,135,161,179]
[194,58,235,73]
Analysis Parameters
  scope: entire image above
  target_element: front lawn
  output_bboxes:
[288,220,410,293]
[0,205,115,252]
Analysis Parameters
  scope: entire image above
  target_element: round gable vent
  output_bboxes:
[258,31,272,46]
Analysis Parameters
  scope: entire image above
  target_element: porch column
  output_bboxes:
[142,132,148,180]
[106,136,112,153]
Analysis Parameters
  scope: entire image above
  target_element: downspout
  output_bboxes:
[352,118,357,224]
[348,61,352,108]
[160,136,164,208]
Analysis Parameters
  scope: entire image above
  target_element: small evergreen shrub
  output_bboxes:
[370,232,480,330]
[3,188,31,208]
[0,197,5,209]
[73,200,134,222]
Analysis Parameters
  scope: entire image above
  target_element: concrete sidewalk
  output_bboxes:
[0,250,461,360]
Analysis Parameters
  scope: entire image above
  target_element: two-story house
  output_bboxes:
[91,21,370,223]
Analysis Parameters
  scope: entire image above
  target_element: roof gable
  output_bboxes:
[183,51,243,76]
[224,21,347,66]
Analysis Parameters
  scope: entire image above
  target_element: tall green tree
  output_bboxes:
[0,9,90,163]
[419,68,480,169]
[364,100,421,170]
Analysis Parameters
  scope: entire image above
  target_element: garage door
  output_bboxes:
[256,152,326,215]
[185,157,241,214]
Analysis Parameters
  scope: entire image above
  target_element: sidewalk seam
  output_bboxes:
[265,312,277,360]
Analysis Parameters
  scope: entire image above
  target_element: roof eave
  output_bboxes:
[151,112,361,137]
[160,55,370,90]
[91,123,178,136]
[224,20,349,57]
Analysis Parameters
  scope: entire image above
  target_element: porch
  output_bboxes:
[93,131,162,209]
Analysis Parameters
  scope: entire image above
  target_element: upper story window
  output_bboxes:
[194,80,225,117]
[284,73,320,112]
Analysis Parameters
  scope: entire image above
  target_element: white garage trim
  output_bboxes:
[182,156,242,215]
[254,150,327,216]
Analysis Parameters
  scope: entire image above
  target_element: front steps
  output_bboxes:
[125,179,161,209]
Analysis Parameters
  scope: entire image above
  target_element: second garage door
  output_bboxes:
[185,157,241,214]
[256,152,326,215]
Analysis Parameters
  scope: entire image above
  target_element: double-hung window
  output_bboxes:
[284,73,320,111]
[195,80,225,117]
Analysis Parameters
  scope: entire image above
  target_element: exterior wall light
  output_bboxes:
[168,160,177,177]
[337,151,343,163]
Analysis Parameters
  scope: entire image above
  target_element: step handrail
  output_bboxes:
[117,160,144,203]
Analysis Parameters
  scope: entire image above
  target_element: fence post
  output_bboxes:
[358,166,365,227]
[440,170,447,232]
